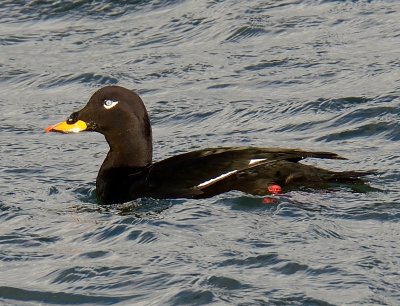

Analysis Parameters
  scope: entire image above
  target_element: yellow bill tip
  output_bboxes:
[45,120,87,133]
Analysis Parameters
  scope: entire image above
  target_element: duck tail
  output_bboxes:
[300,151,347,160]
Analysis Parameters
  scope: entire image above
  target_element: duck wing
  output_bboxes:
[144,147,346,198]
[196,159,374,198]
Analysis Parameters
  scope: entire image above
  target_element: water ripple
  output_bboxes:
[0,286,136,304]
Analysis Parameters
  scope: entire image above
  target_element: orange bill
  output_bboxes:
[45,120,87,133]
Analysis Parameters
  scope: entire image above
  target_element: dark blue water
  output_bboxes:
[1,1,399,305]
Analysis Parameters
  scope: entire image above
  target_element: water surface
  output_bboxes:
[1,1,399,305]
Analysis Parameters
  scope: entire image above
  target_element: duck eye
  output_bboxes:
[104,99,119,110]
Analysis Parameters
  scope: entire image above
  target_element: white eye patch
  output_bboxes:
[103,99,119,110]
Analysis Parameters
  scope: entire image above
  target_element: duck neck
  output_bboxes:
[103,129,153,170]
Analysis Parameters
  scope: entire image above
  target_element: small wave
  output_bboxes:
[203,275,247,290]
[0,285,135,304]
[271,261,309,275]
[38,73,118,89]
[218,253,281,268]
[225,26,268,42]
[0,0,150,22]
[166,289,214,305]
[243,59,290,71]
[317,122,400,142]
[0,34,42,46]
[0,231,59,248]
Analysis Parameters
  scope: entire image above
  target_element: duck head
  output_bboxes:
[46,85,153,167]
